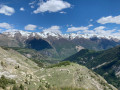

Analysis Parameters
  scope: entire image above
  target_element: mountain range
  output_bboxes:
[1,30,120,61]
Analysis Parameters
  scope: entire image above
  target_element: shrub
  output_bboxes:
[0,75,16,89]
[1,61,4,66]
[19,84,24,90]
[47,61,71,68]
[31,59,44,67]
[12,84,25,90]
[12,85,20,90]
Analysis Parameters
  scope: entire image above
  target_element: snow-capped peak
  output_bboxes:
[3,29,32,37]
[2,30,120,40]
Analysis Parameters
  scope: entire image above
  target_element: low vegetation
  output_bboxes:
[31,59,44,67]
[12,84,24,90]
[0,75,16,89]
[47,61,71,68]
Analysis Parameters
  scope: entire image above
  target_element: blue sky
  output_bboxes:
[1,0,120,37]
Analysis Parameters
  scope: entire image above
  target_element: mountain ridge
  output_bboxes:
[3,30,120,40]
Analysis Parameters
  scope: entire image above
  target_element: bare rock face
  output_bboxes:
[26,54,32,58]
[76,45,84,52]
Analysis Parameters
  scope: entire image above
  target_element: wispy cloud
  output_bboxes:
[67,24,93,32]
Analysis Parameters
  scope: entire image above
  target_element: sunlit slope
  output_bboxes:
[0,47,41,89]
[35,63,117,90]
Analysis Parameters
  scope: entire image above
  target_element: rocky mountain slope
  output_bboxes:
[0,47,117,90]
[0,47,40,90]
[64,46,120,88]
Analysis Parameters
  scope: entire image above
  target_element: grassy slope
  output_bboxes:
[35,63,116,90]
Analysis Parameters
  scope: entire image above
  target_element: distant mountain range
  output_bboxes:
[3,30,120,48]
[3,30,120,40]
[0,30,120,60]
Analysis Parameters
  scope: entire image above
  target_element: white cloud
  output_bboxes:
[88,24,93,27]
[95,29,115,35]
[60,11,66,14]
[97,15,120,24]
[67,26,88,32]
[67,24,93,32]
[76,26,117,38]
[43,26,61,34]
[67,25,120,38]
[0,22,13,29]
[24,24,37,30]
[94,26,106,31]
[20,7,25,11]
[0,5,15,16]
[33,0,71,13]
[77,30,95,35]
[3,29,21,32]
[93,26,115,36]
